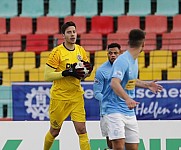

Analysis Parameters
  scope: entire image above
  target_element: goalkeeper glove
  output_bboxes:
[62,63,85,79]
[81,60,93,74]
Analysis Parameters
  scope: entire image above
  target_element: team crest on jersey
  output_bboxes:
[114,71,123,78]
[77,54,82,61]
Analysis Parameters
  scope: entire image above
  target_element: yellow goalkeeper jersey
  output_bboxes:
[46,43,89,100]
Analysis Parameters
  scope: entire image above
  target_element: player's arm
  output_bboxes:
[110,58,133,103]
[136,79,163,94]
[44,63,85,81]
[93,70,104,101]
[135,79,149,88]
[111,77,139,109]
[111,78,131,102]
[44,64,63,81]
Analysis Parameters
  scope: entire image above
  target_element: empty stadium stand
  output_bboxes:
[90,16,114,35]
[25,34,49,54]
[138,51,145,69]
[171,15,181,33]
[0,52,9,71]
[0,0,180,83]
[127,0,151,16]
[0,0,18,18]
[116,16,140,33]
[101,0,125,16]
[145,15,167,34]
[107,33,129,51]
[9,17,33,35]
[0,34,21,52]
[167,67,181,80]
[20,0,44,18]
[148,50,173,70]
[175,51,181,68]
[2,69,25,85]
[139,67,162,80]
[1,51,36,85]
[80,33,103,53]
[167,51,181,80]
[155,0,179,16]
[144,33,157,52]
[0,18,6,34]
[11,51,36,70]
[94,50,108,68]
[29,51,50,81]
[74,0,98,18]
[161,32,181,52]
[47,0,71,17]
[35,16,59,35]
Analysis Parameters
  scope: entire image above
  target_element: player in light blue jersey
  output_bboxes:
[93,43,121,149]
[101,29,163,150]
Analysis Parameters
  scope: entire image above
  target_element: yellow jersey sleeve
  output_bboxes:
[46,47,61,69]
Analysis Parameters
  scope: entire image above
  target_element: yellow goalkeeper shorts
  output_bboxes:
[49,96,86,129]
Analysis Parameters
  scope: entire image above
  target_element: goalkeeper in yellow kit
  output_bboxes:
[43,21,93,150]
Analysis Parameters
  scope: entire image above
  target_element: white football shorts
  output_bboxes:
[100,113,139,143]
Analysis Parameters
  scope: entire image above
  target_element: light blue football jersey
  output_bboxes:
[102,51,138,116]
[93,61,112,115]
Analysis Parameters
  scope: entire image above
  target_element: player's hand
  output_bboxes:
[62,63,85,79]
[81,60,93,74]
[148,80,163,94]
[126,98,140,110]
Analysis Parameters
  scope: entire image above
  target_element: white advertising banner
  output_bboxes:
[0,121,181,150]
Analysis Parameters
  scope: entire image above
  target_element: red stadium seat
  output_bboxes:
[144,33,157,52]
[0,17,6,34]
[171,15,181,33]
[64,16,87,34]
[116,16,140,33]
[145,15,167,34]
[9,17,32,35]
[53,34,64,45]
[161,32,181,52]
[107,33,129,51]
[0,34,21,52]
[90,16,114,35]
[36,16,59,35]
[80,33,103,53]
[25,34,49,54]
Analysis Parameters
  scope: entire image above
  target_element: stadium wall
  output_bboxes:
[0,121,181,150]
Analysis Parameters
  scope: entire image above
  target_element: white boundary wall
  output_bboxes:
[0,121,181,150]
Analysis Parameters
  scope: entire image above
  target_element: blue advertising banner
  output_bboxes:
[135,81,181,120]
[12,81,181,121]
[12,82,99,121]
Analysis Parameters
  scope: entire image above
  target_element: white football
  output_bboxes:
[75,61,89,76]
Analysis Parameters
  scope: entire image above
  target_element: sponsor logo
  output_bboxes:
[24,86,50,120]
